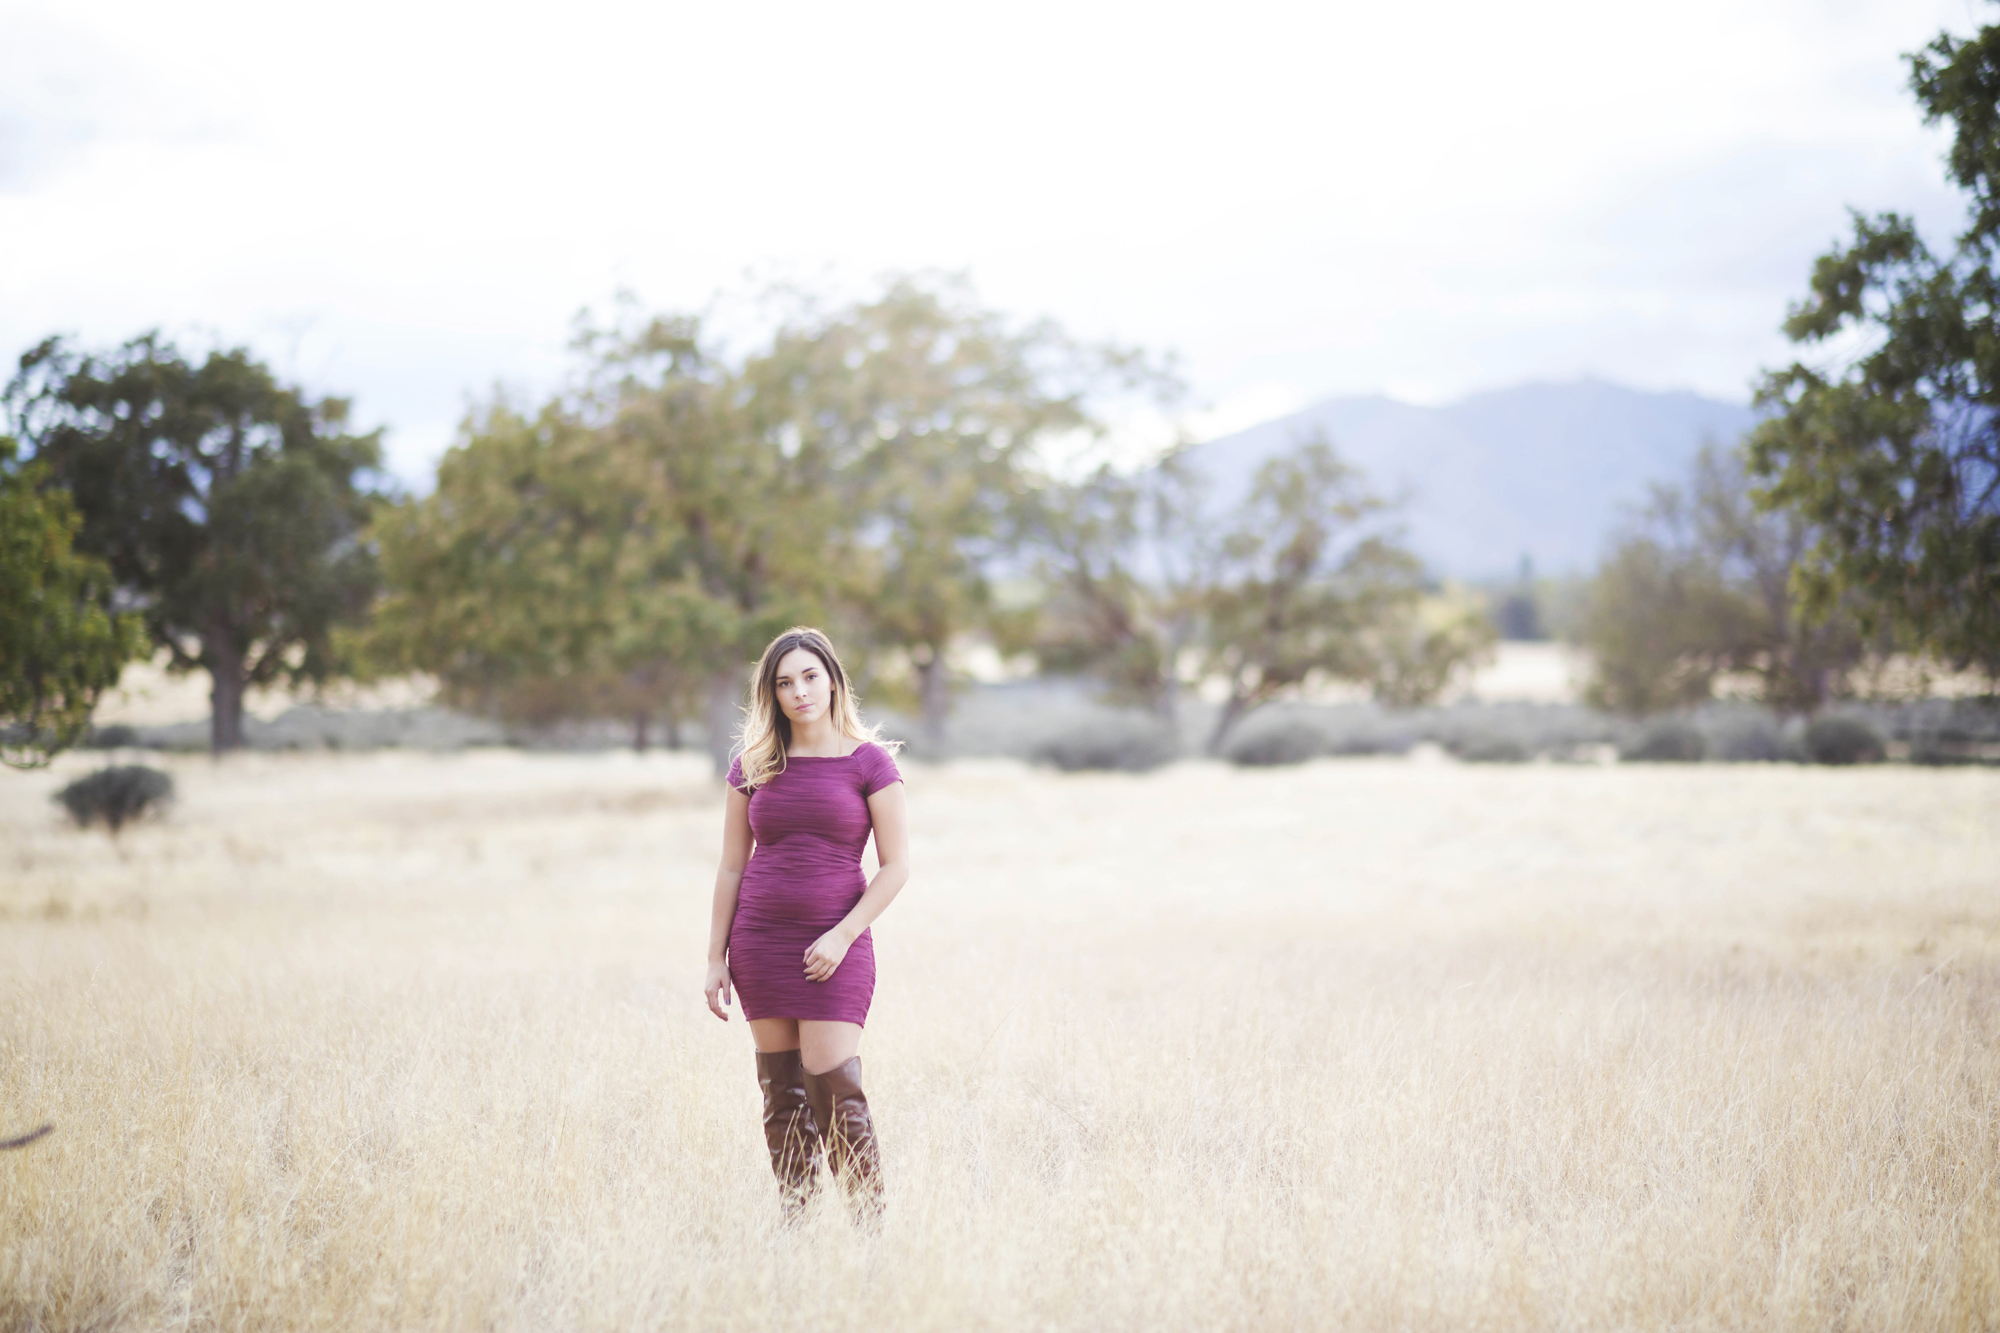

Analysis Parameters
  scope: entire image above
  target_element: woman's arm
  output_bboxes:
[704,787,753,1020]
[803,782,910,982]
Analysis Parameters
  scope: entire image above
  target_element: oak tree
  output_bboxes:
[7,335,384,752]
[1750,13,2000,681]
[0,437,146,767]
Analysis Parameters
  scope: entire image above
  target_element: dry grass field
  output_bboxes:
[1,749,1996,1331]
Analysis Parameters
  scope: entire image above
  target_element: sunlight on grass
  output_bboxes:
[2,751,1995,1329]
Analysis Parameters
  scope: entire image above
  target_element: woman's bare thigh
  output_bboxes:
[748,1018,862,1073]
[799,1020,862,1074]
[748,1018,799,1052]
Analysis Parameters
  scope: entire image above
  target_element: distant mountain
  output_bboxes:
[1185,379,1760,579]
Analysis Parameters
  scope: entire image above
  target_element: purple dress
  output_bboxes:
[727,742,903,1025]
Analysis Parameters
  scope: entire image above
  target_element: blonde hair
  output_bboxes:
[734,627,896,791]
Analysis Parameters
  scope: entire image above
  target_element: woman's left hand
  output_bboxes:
[803,929,853,983]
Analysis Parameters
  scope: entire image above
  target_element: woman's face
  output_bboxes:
[772,647,834,728]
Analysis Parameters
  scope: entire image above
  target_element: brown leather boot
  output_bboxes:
[755,1049,821,1215]
[803,1056,882,1220]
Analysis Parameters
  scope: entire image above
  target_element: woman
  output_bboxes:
[703,627,910,1217]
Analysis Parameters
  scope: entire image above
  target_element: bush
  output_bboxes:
[1454,732,1531,763]
[1622,719,1707,763]
[1423,703,1618,761]
[1029,716,1179,773]
[1321,716,1415,757]
[1222,716,1327,767]
[1707,715,1784,762]
[1908,727,1986,766]
[1803,715,1887,765]
[84,724,139,749]
[54,765,174,832]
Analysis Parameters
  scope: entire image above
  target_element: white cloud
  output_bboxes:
[0,0,1972,483]
[1186,383,1312,441]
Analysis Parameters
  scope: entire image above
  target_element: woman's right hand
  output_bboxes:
[704,959,733,1021]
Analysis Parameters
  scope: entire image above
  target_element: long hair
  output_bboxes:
[734,627,896,790]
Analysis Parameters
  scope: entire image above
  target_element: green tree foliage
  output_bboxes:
[374,278,1157,767]
[1360,585,1501,710]
[1199,438,1482,751]
[367,397,669,737]
[6,335,385,752]
[1580,444,1868,716]
[1748,13,2000,680]
[0,438,146,767]
[740,277,1152,746]
[371,312,838,772]
[1016,447,1210,722]
[595,313,834,766]
[1025,435,1490,744]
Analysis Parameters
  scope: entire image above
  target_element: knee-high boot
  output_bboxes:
[803,1056,883,1218]
[755,1049,822,1214]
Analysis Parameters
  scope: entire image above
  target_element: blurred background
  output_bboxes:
[8,9,2000,1327]
[5,0,1998,776]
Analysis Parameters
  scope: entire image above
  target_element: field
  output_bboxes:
[2,750,1997,1330]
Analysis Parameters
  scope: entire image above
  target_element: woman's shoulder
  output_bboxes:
[853,739,904,793]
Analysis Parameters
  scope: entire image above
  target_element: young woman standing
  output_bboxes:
[703,627,910,1217]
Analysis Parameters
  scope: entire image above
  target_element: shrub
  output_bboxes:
[1322,716,1415,757]
[1622,719,1707,763]
[1707,716,1784,762]
[1908,726,1987,766]
[1424,704,1618,761]
[54,765,174,832]
[85,724,139,750]
[1454,732,1531,763]
[1908,735,1972,766]
[1222,716,1327,767]
[1029,717,1179,773]
[1803,715,1887,765]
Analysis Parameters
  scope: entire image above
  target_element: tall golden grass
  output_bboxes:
[2,750,1996,1330]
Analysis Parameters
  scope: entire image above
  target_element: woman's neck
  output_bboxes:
[787,715,849,757]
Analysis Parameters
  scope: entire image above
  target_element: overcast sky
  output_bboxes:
[0,0,1978,481]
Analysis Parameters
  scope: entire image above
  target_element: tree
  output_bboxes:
[374,276,1169,767]
[0,438,146,767]
[1579,444,1869,715]
[1023,434,1488,744]
[1361,586,1502,710]
[1199,437,1475,751]
[1579,540,1751,716]
[1016,446,1211,723]
[371,313,832,773]
[1748,12,2000,681]
[367,397,657,737]
[599,314,833,771]
[742,276,1162,748]
[6,335,385,752]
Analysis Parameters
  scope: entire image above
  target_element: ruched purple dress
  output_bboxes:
[727,742,903,1025]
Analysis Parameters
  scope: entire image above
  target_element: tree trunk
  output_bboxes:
[916,650,950,752]
[1204,691,1250,755]
[632,711,651,754]
[208,638,248,755]
[704,671,742,778]
[1156,660,1181,729]
[664,714,682,750]
[1156,623,1191,730]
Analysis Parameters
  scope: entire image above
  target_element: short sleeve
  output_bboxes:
[859,742,903,797]
[726,754,750,795]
